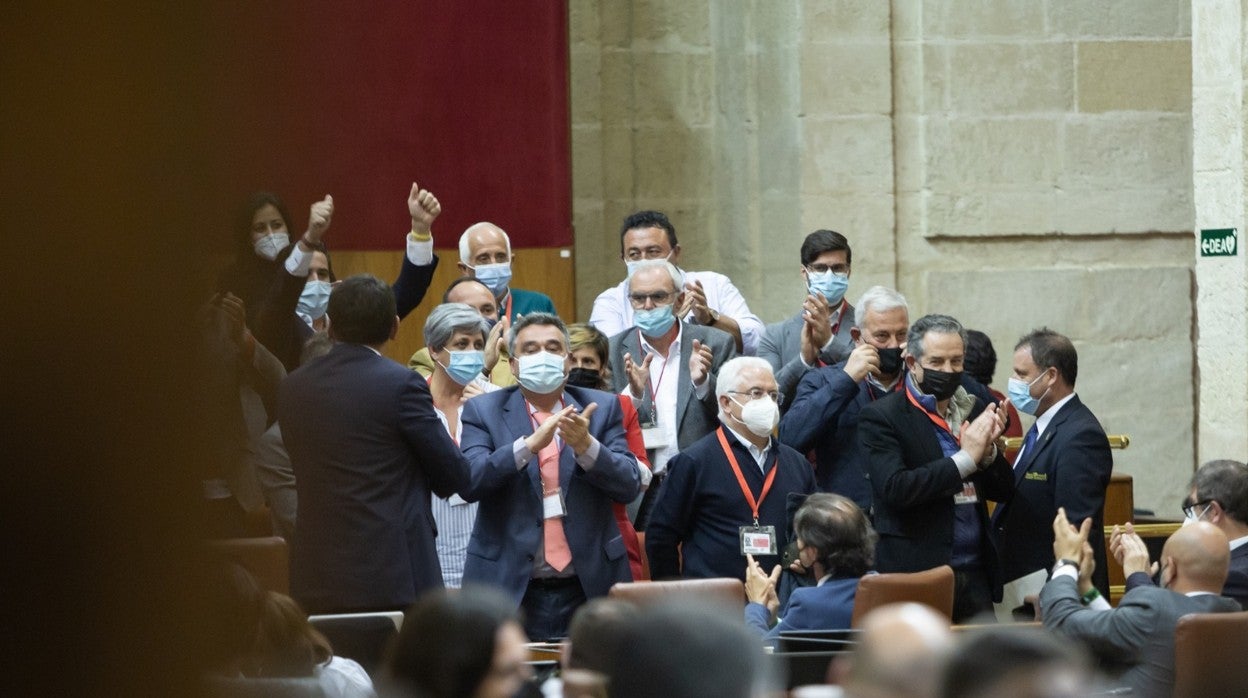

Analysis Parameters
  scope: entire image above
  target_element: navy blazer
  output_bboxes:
[993,395,1114,594]
[858,383,1013,598]
[646,426,817,581]
[745,576,858,643]
[278,343,471,613]
[458,385,641,605]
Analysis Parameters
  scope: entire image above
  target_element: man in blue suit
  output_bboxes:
[744,493,876,643]
[278,275,472,613]
[460,313,641,641]
[993,328,1113,595]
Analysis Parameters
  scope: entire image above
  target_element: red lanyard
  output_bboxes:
[828,299,848,337]
[636,330,674,402]
[501,293,513,321]
[716,427,779,525]
[905,385,960,445]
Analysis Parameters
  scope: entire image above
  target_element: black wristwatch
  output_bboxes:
[1052,558,1079,576]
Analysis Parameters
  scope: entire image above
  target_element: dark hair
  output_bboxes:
[619,210,677,252]
[962,329,997,386]
[235,191,294,254]
[249,592,333,678]
[906,314,966,362]
[442,276,493,303]
[385,587,520,698]
[566,598,634,673]
[327,275,395,345]
[508,312,569,356]
[939,627,1085,698]
[793,493,877,577]
[1014,327,1077,387]
[1192,460,1248,524]
[800,229,852,266]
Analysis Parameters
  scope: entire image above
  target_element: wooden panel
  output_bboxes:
[331,247,575,364]
[1105,472,1134,602]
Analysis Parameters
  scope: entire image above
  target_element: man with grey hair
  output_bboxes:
[459,312,641,640]
[607,259,737,529]
[647,356,816,581]
[456,221,556,322]
[780,286,911,509]
[859,314,1013,622]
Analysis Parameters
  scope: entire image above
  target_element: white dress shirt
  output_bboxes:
[1015,392,1078,468]
[430,402,477,588]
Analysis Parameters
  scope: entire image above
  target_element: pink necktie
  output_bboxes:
[536,411,572,571]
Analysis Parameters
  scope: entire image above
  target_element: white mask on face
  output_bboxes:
[730,396,779,437]
[254,233,290,261]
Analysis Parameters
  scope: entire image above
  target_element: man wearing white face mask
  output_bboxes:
[759,229,857,414]
[646,357,816,582]
[459,313,641,641]
[456,222,557,322]
[992,327,1113,597]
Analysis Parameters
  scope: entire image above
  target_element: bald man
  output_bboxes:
[836,603,953,698]
[457,221,557,322]
[1041,510,1241,697]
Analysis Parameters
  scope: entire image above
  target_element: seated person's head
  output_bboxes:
[384,587,531,698]
[444,278,500,325]
[792,493,877,579]
[1160,520,1231,593]
[608,601,769,698]
[326,275,397,346]
[1186,459,1248,533]
[842,603,953,698]
[939,627,1089,698]
[562,598,634,674]
[566,323,611,390]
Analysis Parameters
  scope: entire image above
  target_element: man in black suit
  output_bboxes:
[1122,459,1248,607]
[859,314,1012,622]
[278,275,471,613]
[993,328,1114,595]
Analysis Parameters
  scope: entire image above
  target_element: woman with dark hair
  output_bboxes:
[743,493,878,643]
[566,323,652,580]
[383,587,533,698]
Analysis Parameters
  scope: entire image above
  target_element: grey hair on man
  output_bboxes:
[627,259,684,290]
[906,314,967,361]
[422,302,490,354]
[507,312,570,356]
[457,221,511,265]
[855,286,909,327]
[715,356,773,420]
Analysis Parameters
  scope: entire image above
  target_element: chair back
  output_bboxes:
[307,612,401,676]
[849,565,954,628]
[608,577,744,609]
[206,537,289,594]
[1173,610,1248,698]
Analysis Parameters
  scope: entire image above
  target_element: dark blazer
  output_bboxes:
[607,323,737,452]
[993,395,1114,594]
[1041,575,1241,697]
[458,385,641,605]
[744,576,858,643]
[758,305,856,414]
[646,426,817,581]
[393,253,439,320]
[779,363,879,509]
[858,384,1013,597]
[278,343,471,613]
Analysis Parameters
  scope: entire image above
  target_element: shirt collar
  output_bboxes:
[722,422,771,468]
[1229,534,1248,551]
[639,321,683,357]
[1035,392,1078,435]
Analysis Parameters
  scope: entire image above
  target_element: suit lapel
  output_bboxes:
[1013,396,1079,485]
[504,389,545,499]
[900,393,945,463]
[675,324,694,433]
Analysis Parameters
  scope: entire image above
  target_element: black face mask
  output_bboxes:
[918,367,962,401]
[566,367,603,389]
[876,347,903,375]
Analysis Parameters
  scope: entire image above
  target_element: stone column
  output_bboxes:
[1192,0,1248,462]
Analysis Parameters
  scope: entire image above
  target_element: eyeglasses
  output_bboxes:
[730,389,783,403]
[1182,499,1215,519]
[628,291,675,307]
[805,263,850,277]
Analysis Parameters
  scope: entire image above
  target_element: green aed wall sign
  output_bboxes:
[1200,228,1238,257]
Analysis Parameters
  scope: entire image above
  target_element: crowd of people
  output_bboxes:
[199,183,1248,697]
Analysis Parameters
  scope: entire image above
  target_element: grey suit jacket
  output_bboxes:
[758,304,855,413]
[1040,575,1241,697]
[607,322,737,452]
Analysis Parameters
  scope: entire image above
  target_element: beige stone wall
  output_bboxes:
[570,0,1199,514]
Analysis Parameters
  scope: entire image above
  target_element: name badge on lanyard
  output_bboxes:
[954,481,979,504]
[715,428,781,557]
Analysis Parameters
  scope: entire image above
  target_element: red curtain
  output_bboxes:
[206,1,571,250]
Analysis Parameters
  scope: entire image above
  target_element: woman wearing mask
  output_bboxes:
[566,323,652,580]
[423,303,498,588]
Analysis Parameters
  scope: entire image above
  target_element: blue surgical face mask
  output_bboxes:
[516,351,567,394]
[297,280,331,320]
[634,304,676,337]
[1007,371,1050,416]
[806,269,849,305]
[439,349,486,386]
[471,262,512,297]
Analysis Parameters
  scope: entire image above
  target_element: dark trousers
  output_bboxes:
[630,471,666,532]
[952,566,995,624]
[520,576,587,641]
